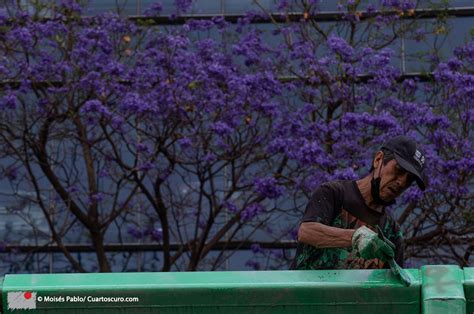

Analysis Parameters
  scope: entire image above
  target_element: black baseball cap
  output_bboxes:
[381,135,427,191]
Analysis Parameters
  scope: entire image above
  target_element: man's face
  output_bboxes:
[377,159,415,201]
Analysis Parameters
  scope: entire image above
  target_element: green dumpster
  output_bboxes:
[2,269,420,314]
[422,265,465,314]
[464,267,474,314]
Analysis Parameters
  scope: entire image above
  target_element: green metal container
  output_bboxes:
[421,265,465,314]
[2,269,421,314]
[464,267,474,314]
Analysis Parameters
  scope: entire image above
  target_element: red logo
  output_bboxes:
[24,292,32,300]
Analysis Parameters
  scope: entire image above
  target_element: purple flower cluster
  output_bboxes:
[380,0,416,11]
[60,0,83,13]
[127,226,144,240]
[151,228,163,242]
[211,122,234,136]
[0,94,18,110]
[144,3,163,16]
[87,193,105,206]
[327,35,355,62]
[174,0,193,14]
[253,177,284,199]
[241,203,265,222]
[81,100,111,118]
[250,243,263,254]
[222,201,239,214]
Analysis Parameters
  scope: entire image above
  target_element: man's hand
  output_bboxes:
[351,226,394,261]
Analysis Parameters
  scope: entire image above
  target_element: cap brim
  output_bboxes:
[394,154,426,191]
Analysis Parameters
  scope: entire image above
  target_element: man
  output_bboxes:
[290,135,426,270]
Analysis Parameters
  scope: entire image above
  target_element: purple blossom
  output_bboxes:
[136,143,152,154]
[88,192,105,204]
[211,16,228,29]
[414,28,426,42]
[111,116,124,129]
[174,0,193,14]
[292,141,329,166]
[66,185,79,193]
[151,228,163,242]
[98,168,109,178]
[331,167,358,181]
[402,79,417,92]
[222,201,239,213]
[267,138,290,154]
[144,2,163,16]
[290,228,298,240]
[0,8,7,26]
[250,243,263,254]
[60,0,83,13]
[447,58,463,71]
[158,167,172,181]
[277,0,290,11]
[178,137,193,149]
[203,152,217,163]
[138,162,154,172]
[127,226,144,239]
[241,203,264,222]
[211,122,234,136]
[8,27,33,48]
[81,99,111,117]
[254,101,279,116]
[253,177,284,199]
[327,35,354,62]
[454,42,474,62]
[380,0,415,10]
[0,94,18,110]
[119,93,145,113]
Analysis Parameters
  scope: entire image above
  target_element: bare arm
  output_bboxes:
[298,222,355,248]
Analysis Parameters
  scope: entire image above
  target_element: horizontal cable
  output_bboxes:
[1,237,471,253]
[2,7,473,26]
[0,241,297,253]
[0,72,435,89]
[127,7,474,25]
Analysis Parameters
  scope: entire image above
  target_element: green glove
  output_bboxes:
[375,226,412,286]
[351,226,395,261]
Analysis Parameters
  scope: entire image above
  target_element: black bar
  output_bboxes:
[0,72,435,89]
[1,237,470,253]
[127,7,474,25]
[2,7,474,27]
[0,241,298,253]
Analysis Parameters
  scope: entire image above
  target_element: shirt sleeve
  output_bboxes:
[300,183,341,226]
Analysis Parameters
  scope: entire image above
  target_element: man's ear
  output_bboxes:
[373,151,384,170]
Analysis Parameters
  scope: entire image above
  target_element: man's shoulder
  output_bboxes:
[309,180,354,206]
[318,179,353,195]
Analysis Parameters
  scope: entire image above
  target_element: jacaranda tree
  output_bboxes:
[0,0,472,272]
